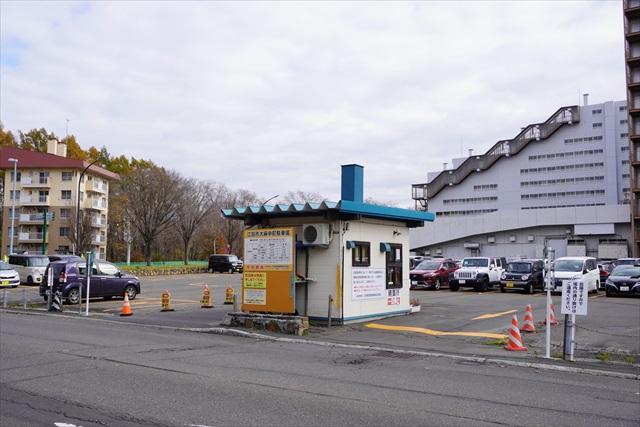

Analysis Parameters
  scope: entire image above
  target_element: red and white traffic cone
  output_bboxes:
[520,304,536,333]
[543,302,558,326]
[504,315,528,351]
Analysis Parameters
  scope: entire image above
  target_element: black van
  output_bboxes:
[208,254,243,274]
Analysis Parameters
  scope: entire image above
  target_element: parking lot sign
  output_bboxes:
[561,280,588,315]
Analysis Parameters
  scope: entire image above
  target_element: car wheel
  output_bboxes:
[433,277,441,291]
[228,267,234,274]
[450,283,459,292]
[66,288,80,305]
[27,276,34,286]
[124,285,137,300]
[500,285,506,293]
[606,288,612,297]
[478,277,489,292]
[593,284,598,294]
[524,283,533,295]
[208,268,214,273]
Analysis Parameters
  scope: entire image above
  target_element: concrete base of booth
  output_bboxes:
[221,312,309,336]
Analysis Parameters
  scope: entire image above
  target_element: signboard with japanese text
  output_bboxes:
[352,267,386,301]
[561,280,588,316]
[387,288,401,306]
[242,228,295,313]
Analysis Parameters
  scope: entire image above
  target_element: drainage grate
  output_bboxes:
[372,351,415,359]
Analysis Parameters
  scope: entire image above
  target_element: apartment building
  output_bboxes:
[410,99,631,261]
[1,141,118,258]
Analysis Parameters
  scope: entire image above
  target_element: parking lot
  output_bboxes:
[1,273,638,364]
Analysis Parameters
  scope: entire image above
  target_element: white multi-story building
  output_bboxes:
[410,98,631,261]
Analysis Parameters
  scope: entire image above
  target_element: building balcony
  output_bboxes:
[92,181,108,193]
[92,217,107,227]
[92,235,106,244]
[91,201,108,210]
[18,232,47,243]
[20,196,50,207]
[19,213,44,224]
[20,177,51,188]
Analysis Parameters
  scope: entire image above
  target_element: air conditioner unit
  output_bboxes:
[302,224,330,245]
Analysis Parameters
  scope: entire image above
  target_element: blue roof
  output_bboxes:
[221,200,434,227]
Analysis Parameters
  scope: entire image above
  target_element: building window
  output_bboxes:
[592,109,602,114]
[9,190,20,201]
[62,171,73,181]
[61,190,72,200]
[11,171,21,182]
[39,172,49,184]
[592,123,602,128]
[59,227,70,237]
[621,133,629,138]
[620,106,627,111]
[352,242,370,267]
[60,208,71,219]
[386,243,402,289]
[621,119,628,125]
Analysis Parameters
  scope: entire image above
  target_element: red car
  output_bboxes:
[409,259,459,290]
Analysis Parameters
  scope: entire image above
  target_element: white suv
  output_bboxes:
[551,256,599,293]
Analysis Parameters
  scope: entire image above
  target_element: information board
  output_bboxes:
[242,227,295,313]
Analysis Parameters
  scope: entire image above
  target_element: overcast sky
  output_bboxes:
[0,1,626,208]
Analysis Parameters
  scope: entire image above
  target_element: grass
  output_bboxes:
[485,338,508,346]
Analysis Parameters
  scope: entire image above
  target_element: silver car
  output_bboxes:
[0,261,20,288]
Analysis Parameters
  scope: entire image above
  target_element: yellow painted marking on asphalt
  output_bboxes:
[471,309,517,320]
[365,323,507,339]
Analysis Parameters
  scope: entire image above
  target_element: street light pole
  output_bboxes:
[76,158,102,255]
[8,158,18,255]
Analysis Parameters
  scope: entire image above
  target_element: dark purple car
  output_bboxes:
[39,260,141,304]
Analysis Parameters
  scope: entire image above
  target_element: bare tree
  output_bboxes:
[281,190,325,204]
[173,178,218,264]
[114,167,182,265]
[217,188,259,257]
[65,200,94,255]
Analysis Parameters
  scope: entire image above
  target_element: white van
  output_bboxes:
[551,256,599,293]
[8,254,49,285]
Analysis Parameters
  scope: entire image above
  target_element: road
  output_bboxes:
[1,311,639,426]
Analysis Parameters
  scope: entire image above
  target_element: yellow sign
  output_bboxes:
[242,227,295,313]
[244,272,267,288]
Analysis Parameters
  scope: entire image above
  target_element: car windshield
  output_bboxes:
[553,260,583,272]
[616,259,639,265]
[462,259,488,267]
[610,266,640,277]
[507,262,532,273]
[0,261,12,271]
[28,257,50,267]
[228,255,238,262]
[415,261,441,270]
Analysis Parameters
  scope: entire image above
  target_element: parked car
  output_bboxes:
[8,254,50,285]
[39,260,141,304]
[597,262,616,290]
[550,256,599,293]
[450,257,507,292]
[0,261,20,288]
[604,265,640,297]
[614,258,640,266]
[409,258,458,290]
[500,259,545,294]
[208,254,243,273]
[47,254,84,262]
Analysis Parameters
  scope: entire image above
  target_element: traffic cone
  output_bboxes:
[504,315,528,351]
[543,302,558,326]
[120,293,133,316]
[201,285,213,308]
[520,304,536,333]
[161,290,174,312]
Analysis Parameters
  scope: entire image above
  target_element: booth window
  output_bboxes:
[352,242,370,266]
[386,243,402,289]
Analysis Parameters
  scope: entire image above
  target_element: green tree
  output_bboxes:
[18,128,55,152]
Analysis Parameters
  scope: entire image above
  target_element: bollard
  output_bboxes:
[2,288,6,308]
[327,295,333,327]
[78,286,83,315]
[23,288,27,309]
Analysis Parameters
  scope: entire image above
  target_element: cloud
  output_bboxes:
[0,1,625,207]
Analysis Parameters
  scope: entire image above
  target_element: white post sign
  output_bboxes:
[561,280,588,316]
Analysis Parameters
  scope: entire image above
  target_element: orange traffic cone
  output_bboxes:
[520,304,536,333]
[543,302,558,326]
[120,293,133,316]
[504,315,528,351]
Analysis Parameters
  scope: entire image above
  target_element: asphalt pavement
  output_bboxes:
[7,296,637,380]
